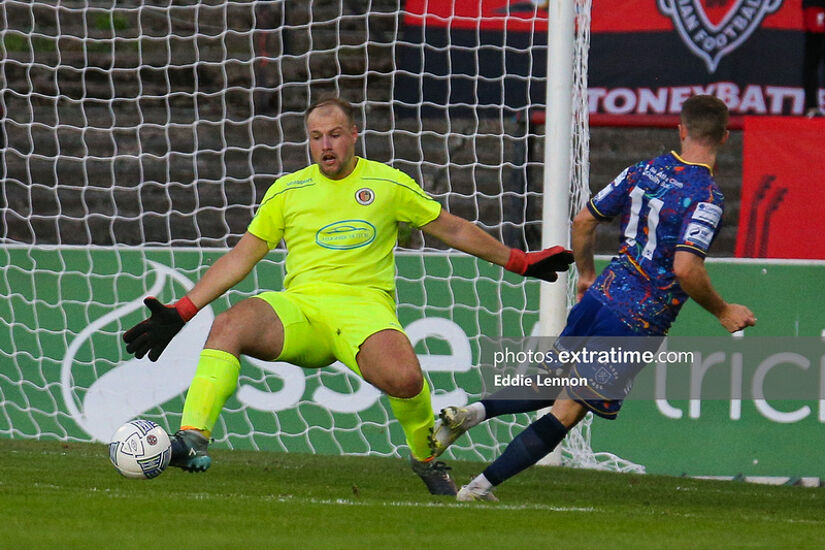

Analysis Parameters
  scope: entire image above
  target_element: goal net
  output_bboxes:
[0,0,641,472]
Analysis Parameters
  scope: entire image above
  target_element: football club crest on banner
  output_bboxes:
[658,0,784,73]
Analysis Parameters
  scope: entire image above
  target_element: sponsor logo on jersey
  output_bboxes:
[355,187,375,205]
[692,201,723,228]
[684,221,715,249]
[642,164,684,190]
[595,168,629,201]
[657,0,783,73]
[288,178,313,186]
[316,219,377,250]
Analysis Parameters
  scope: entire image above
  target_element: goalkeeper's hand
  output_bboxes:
[123,296,199,362]
[504,246,574,282]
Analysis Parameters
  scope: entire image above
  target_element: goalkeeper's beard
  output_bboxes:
[318,154,356,180]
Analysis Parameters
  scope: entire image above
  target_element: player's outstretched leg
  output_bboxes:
[429,403,486,457]
[358,330,457,494]
[169,429,212,473]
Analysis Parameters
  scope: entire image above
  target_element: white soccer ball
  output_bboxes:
[108,419,172,479]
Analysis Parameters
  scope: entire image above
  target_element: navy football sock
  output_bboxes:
[480,397,554,418]
[483,413,568,486]
[480,374,557,417]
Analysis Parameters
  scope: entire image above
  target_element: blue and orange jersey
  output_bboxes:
[586,152,724,334]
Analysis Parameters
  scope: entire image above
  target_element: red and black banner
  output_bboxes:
[396,0,551,117]
[396,1,815,119]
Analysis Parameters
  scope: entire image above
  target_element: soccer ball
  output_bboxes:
[108,419,172,479]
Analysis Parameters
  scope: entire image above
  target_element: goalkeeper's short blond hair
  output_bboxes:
[305,95,356,129]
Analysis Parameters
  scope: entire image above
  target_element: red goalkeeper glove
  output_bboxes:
[123,296,199,362]
[504,246,574,282]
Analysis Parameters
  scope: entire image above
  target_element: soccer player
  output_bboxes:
[430,94,757,501]
[122,96,574,495]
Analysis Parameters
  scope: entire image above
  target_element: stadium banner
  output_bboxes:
[735,116,825,259]
[2,248,824,477]
[397,0,817,119]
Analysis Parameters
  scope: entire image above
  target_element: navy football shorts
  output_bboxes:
[555,292,660,420]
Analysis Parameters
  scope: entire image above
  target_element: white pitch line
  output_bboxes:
[268,494,595,513]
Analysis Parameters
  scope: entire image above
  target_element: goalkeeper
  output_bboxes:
[123,96,573,495]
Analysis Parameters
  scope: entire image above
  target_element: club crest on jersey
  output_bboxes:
[657,0,783,73]
[355,187,375,205]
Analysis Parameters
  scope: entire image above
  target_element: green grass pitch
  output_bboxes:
[1,439,823,550]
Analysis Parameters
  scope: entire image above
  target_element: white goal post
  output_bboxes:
[537,0,642,472]
[0,0,640,473]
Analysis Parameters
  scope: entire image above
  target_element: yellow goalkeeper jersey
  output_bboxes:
[248,157,442,293]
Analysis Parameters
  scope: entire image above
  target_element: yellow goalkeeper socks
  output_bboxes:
[180,349,241,437]
[387,378,435,461]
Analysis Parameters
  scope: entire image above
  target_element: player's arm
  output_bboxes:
[673,250,757,333]
[420,210,573,282]
[421,210,510,264]
[123,232,270,361]
[571,206,601,301]
[186,232,270,308]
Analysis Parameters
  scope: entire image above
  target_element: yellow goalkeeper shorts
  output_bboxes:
[253,283,405,376]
